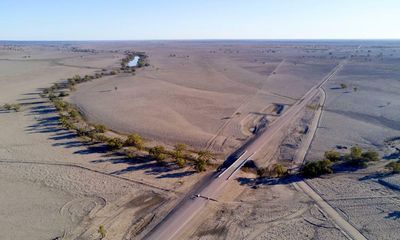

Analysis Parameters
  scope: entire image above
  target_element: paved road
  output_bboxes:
[145,61,346,240]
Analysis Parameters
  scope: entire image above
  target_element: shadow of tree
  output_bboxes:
[237,175,302,187]
[384,152,400,160]
[22,90,193,179]
[332,162,366,174]
[385,211,400,220]
[358,172,392,181]
[157,170,196,179]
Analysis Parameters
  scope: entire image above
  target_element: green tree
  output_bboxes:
[302,160,332,178]
[172,144,187,167]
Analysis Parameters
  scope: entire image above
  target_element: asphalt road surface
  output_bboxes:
[145,60,347,240]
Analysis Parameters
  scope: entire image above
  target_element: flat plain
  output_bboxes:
[0,40,399,239]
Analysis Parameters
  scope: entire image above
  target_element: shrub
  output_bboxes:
[301,159,332,178]
[340,83,348,89]
[174,143,187,152]
[58,91,69,97]
[76,127,90,137]
[324,150,341,162]
[307,104,320,110]
[386,161,400,174]
[2,103,21,112]
[194,159,207,172]
[124,150,136,159]
[257,167,268,178]
[149,145,166,163]
[12,104,21,112]
[361,150,379,162]
[98,225,106,239]
[137,60,145,68]
[93,134,109,142]
[48,93,57,101]
[72,75,82,83]
[53,99,67,111]
[197,150,212,164]
[270,163,287,177]
[107,138,124,150]
[346,147,379,167]
[176,158,186,168]
[68,109,80,119]
[86,130,97,141]
[67,78,76,86]
[125,133,143,150]
[2,103,12,110]
[42,88,50,94]
[194,150,212,172]
[93,124,106,133]
[172,144,186,163]
[350,146,363,159]
[59,115,74,129]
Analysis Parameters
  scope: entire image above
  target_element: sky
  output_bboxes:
[1,0,399,40]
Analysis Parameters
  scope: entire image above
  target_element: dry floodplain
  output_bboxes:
[0,41,400,240]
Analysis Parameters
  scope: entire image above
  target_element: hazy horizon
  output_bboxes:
[2,0,400,41]
[1,39,400,43]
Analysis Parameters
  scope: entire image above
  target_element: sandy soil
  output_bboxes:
[299,44,400,240]
[70,42,342,154]
[307,172,400,240]
[0,43,199,240]
[1,41,400,240]
[139,41,400,240]
[184,173,347,240]
[307,45,400,160]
